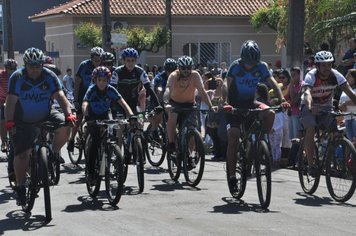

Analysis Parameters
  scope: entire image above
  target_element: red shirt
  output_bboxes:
[0,70,9,103]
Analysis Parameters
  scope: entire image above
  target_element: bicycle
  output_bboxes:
[19,122,57,222]
[85,119,124,206]
[224,106,281,209]
[297,111,356,202]
[166,106,206,187]
[144,109,168,167]
[120,115,146,193]
[67,121,88,165]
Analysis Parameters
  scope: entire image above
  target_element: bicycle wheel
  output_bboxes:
[325,138,356,202]
[105,144,124,206]
[48,148,60,185]
[255,140,272,209]
[145,124,167,167]
[22,154,38,213]
[133,136,144,193]
[85,135,101,197]
[68,131,83,165]
[167,148,181,181]
[39,147,52,222]
[297,138,320,194]
[182,129,205,187]
[227,140,248,199]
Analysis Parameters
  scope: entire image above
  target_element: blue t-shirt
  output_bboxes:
[83,84,122,118]
[8,67,62,123]
[153,71,169,92]
[227,59,271,107]
[76,59,95,99]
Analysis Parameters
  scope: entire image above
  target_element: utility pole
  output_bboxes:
[101,0,111,51]
[4,0,14,59]
[165,0,172,58]
[286,0,305,68]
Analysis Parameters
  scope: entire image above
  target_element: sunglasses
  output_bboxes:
[180,66,192,70]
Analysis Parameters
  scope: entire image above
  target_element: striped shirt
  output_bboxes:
[0,70,9,103]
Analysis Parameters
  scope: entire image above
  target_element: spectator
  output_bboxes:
[63,68,74,102]
[353,52,356,69]
[152,65,159,77]
[341,38,356,75]
[219,62,228,77]
[275,60,282,70]
[339,69,356,143]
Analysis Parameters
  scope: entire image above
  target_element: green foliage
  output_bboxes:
[115,25,170,55]
[250,1,282,31]
[74,22,101,47]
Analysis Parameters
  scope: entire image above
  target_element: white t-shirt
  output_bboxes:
[339,88,356,120]
[302,68,346,109]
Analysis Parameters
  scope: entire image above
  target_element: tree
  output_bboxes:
[74,22,102,47]
[251,0,356,54]
[115,25,171,55]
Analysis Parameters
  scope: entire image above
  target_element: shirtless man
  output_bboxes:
[163,55,215,151]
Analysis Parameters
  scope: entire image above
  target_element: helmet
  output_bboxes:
[90,46,104,57]
[92,66,111,79]
[44,56,53,64]
[100,52,115,63]
[4,59,18,69]
[240,40,261,65]
[164,58,177,71]
[121,48,139,59]
[314,51,334,63]
[177,56,193,68]
[23,47,45,65]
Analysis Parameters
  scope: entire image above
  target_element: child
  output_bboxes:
[82,66,133,183]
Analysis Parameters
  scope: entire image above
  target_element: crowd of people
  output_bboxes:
[1,36,356,208]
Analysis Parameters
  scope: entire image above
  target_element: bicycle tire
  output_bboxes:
[255,140,272,209]
[68,131,83,165]
[297,138,320,195]
[145,124,167,167]
[325,138,356,202]
[182,129,205,187]
[39,147,52,222]
[133,136,145,193]
[22,153,38,213]
[167,150,181,181]
[48,148,60,185]
[227,140,248,199]
[105,144,124,206]
[85,135,101,197]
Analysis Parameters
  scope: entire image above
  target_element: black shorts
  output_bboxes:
[12,109,66,155]
[226,101,269,128]
[170,99,197,128]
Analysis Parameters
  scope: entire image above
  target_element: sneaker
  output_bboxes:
[15,185,26,206]
[228,176,239,195]
[187,157,196,170]
[67,139,74,152]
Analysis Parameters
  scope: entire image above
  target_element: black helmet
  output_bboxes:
[100,52,115,63]
[23,47,45,65]
[90,46,104,57]
[4,59,18,69]
[164,58,177,71]
[177,56,193,68]
[240,40,261,66]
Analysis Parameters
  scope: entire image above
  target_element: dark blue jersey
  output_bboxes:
[83,84,122,118]
[152,71,169,92]
[76,59,95,99]
[8,67,62,123]
[227,59,271,107]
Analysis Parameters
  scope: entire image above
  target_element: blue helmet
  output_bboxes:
[121,48,139,59]
[240,40,261,66]
[23,47,45,65]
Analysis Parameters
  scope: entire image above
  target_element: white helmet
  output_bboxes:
[315,51,334,63]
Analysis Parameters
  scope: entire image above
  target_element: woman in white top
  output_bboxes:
[339,69,356,142]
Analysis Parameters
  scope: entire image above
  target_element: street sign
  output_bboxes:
[111,33,128,49]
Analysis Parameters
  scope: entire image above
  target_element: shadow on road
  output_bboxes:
[62,195,119,213]
[0,210,54,234]
[60,164,84,175]
[293,192,356,207]
[0,155,7,163]
[150,179,202,192]
[0,188,14,205]
[144,166,167,175]
[68,176,86,185]
[210,197,279,214]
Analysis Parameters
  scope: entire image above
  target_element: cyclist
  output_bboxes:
[100,51,116,73]
[300,51,356,175]
[5,47,76,205]
[0,59,17,152]
[224,40,288,191]
[163,55,216,152]
[82,66,133,184]
[43,56,62,77]
[111,47,160,115]
[68,46,104,152]
[153,58,177,103]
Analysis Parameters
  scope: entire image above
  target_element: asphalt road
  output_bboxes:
[0,149,356,236]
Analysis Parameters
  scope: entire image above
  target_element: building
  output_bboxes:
[30,0,278,74]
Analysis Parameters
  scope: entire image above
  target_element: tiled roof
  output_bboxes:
[30,0,268,19]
